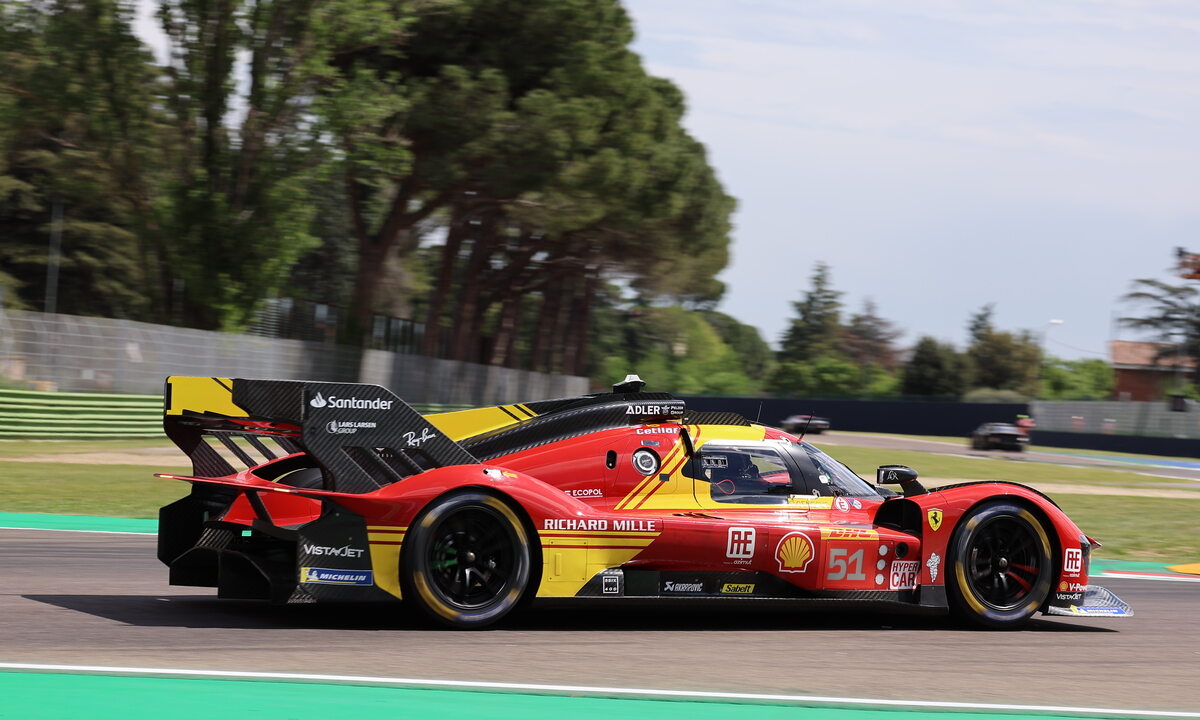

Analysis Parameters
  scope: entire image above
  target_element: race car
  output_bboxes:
[155,375,1131,629]
[780,414,830,434]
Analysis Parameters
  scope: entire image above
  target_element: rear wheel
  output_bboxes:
[946,501,1052,629]
[402,490,531,629]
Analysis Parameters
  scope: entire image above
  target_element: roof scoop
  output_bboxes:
[612,374,646,393]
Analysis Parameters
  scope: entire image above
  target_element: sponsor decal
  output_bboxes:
[1055,592,1083,602]
[720,583,755,594]
[602,574,621,595]
[726,527,756,560]
[926,552,941,582]
[301,543,365,558]
[636,427,677,435]
[827,547,867,580]
[1069,606,1128,616]
[820,528,878,541]
[1059,581,1085,592]
[701,455,729,469]
[663,580,704,593]
[834,497,850,512]
[889,560,919,590]
[786,496,834,508]
[631,448,660,475]
[543,518,658,532]
[1063,548,1083,576]
[775,532,815,573]
[309,392,393,411]
[300,567,373,586]
[626,403,684,416]
[567,488,604,498]
[882,469,899,483]
[850,498,863,510]
[403,428,436,447]
[326,419,378,435]
[926,508,944,532]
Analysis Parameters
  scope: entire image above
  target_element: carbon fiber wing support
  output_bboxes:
[164,377,478,493]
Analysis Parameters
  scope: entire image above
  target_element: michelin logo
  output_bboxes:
[301,567,374,585]
[309,392,394,410]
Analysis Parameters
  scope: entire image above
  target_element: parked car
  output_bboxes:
[970,422,1030,451]
[780,414,830,434]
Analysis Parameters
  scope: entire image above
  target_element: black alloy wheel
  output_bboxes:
[947,501,1053,629]
[402,491,532,628]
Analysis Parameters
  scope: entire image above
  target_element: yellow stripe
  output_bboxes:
[614,441,684,510]
[539,530,661,537]
[165,376,248,417]
[424,406,527,442]
[541,538,655,547]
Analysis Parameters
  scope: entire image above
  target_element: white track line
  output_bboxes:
[0,663,1197,718]
[0,526,153,536]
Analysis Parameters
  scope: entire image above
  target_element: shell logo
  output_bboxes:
[775,532,815,573]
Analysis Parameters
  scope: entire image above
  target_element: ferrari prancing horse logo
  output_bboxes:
[927,508,944,532]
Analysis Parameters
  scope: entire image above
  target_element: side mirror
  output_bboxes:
[876,464,927,496]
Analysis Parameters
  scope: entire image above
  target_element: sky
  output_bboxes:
[623,0,1200,359]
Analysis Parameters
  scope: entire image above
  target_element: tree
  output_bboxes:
[155,0,422,330]
[967,303,995,345]
[967,329,1040,396]
[779,262,842,362]
[962,304,1039,396]
[699,310,773,383]
[0,0,162,320]
[843,298,900,369]
[767,357,860,397]
[1042,358,1114,400]
[901,337,967,397]
[1121,277,1200,387]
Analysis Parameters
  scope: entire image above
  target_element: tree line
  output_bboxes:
[765,263,1113,401]
[0,0,735,381]
[0,1,1132,399]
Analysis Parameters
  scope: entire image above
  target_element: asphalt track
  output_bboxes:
[2,529,1198,715]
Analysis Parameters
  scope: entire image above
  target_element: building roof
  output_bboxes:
[1109,340,1197,369]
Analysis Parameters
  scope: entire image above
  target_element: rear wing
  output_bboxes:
[164,377,477,493]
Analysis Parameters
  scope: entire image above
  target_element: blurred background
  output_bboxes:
[2,0,1199,446]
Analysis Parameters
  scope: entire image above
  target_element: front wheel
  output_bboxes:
[946,501,1053,629]
[402,490,532,629]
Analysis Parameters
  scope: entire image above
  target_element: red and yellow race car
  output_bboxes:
[156,375,1131,629]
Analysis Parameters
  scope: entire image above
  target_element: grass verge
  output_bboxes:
[0,462,189,517]
[0,438,174,459]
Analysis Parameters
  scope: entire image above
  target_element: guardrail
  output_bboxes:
[0,387,472,440]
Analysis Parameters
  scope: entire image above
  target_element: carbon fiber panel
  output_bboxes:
[466,396,686,461]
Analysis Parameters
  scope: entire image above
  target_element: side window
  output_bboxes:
[696,446,794,504]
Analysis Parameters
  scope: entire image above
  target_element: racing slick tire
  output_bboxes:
[946,501,1053,629]
[401,490,532,629]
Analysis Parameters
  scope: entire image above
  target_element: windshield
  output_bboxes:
[792,442,881,498]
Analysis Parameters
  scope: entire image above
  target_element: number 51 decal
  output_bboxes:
[827,548,867,581]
